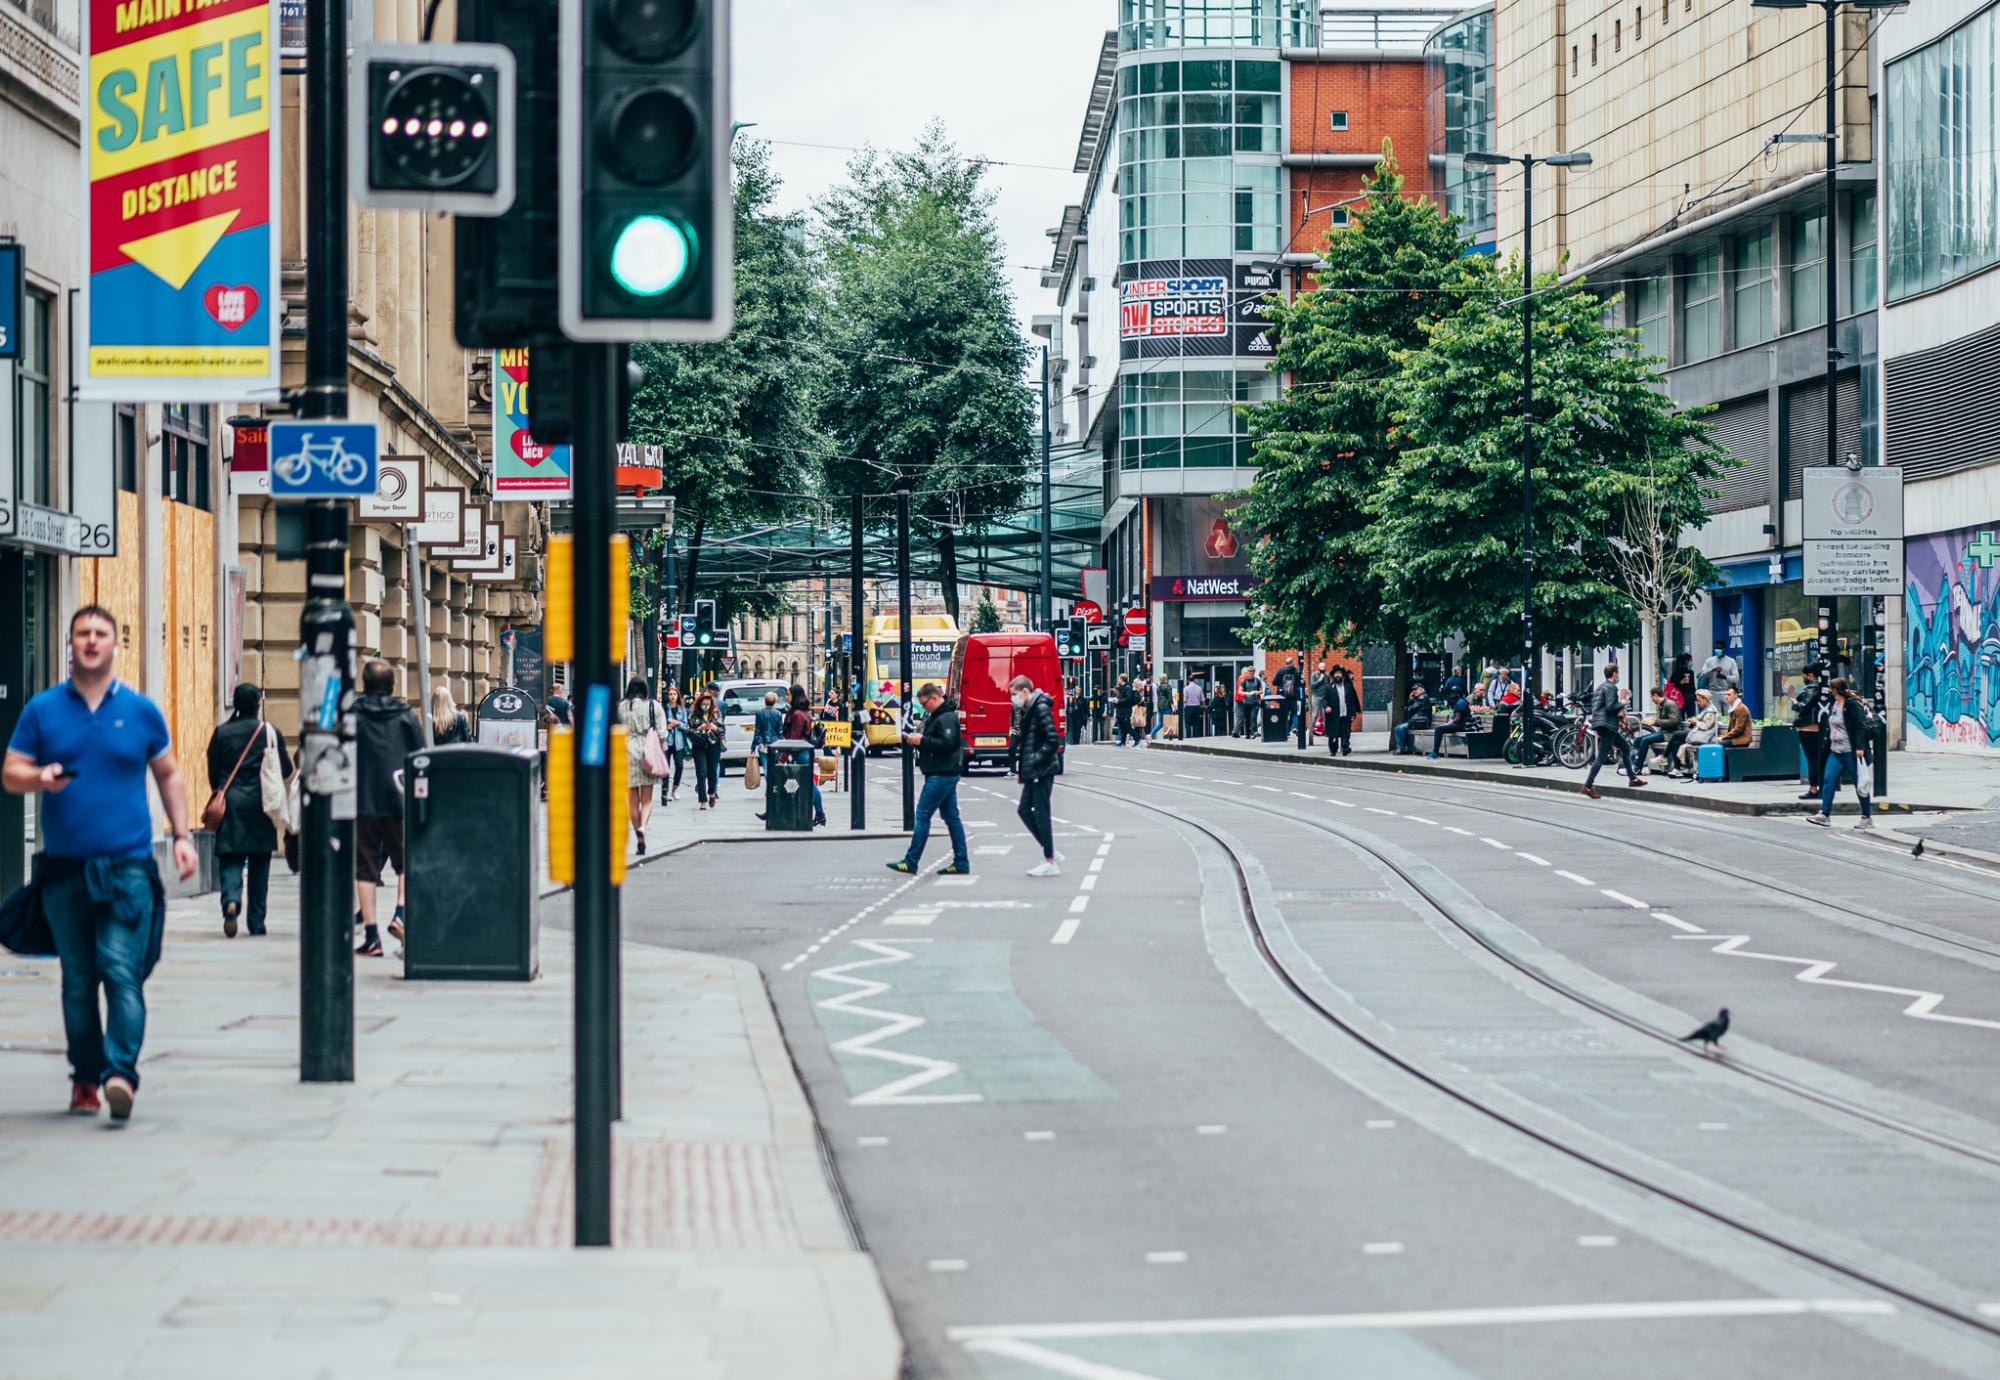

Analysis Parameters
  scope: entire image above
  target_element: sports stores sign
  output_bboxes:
[1119,259,1276,361]
[81,0,282,400]
[1150,574,1259,601]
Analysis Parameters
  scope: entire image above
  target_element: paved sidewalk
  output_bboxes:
[0,874,902,1379]
[1146,731,1999,814]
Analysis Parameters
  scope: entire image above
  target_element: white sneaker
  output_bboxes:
[1806,813,1831,827]
[1027,861,1061,878]
[1853,817,1875,831]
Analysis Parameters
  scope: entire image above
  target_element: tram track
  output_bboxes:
[1066,776,2000,1344]
[1126,748,2000,963]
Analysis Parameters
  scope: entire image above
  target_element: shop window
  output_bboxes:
[1680,246,1721,363]
[1731,226,1774,349]
[1849,190,1878,312]
[162,404,212,510]
[19,287,52,506]
[1787,213,1825,331]
[1630,274,1668,360]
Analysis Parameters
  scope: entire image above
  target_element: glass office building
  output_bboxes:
[1425,5,1496,250]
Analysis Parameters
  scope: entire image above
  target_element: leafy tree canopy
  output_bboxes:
[1234,146,1482,655]
[817,122,1035,526]
[971,591,1004,633]
[1368,266,1729,663]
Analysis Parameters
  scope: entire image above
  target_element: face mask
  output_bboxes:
[1012,692,1028,708]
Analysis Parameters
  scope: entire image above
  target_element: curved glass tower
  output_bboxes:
[1113,0,1311,482]
[1425,5,1497,251]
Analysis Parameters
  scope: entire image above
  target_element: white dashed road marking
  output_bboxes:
[1651,911,1705,933]
[928,1260,970,1273]
[1196,1124,1227,1135]
[1291,791,1317,799]
[1365,807,1397,816]
[1600,889,1649,909]
[1365,1119,1396,1130]
[857,1136,888,1147]
[1068,895,1090,914]
[1442,826,1474,836]
[1516,852,1551,867]
[1145,1251,1189,1265]
[1024,1131,1056,1142]
[1578,1236,1618,1248]
[1362,1242,1405,1256]
[1051,918,1081,945]
[1404,815,1438,825]
[1554,870,1596,887]
[1480,837,1511,851]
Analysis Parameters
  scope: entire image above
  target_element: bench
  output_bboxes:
[1439,725,1509,759]
[1722,722,1799,782]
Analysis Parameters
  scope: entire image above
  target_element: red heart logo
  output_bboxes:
[202,284,259,330]
[510,429,550,465]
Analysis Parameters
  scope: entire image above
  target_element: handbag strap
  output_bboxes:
[217,721,262,796]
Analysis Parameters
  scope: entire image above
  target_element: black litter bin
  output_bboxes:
[764,738,816,832]
[1261,695,1289,742]
[403,744,541,980]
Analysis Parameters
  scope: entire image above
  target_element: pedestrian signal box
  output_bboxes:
[352,43,516,214]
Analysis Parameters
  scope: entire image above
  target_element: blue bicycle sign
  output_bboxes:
[270,421,379,500]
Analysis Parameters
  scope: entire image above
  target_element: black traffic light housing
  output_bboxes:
[560,0,733,342]
[454,0,561,345]
[351,43,516,215]
[693,598,717,647]
[1065,616,1087,658]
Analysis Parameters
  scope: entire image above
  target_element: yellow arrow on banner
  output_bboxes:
[118,209,238,290]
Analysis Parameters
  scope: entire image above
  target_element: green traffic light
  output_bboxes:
[609,214,692,297]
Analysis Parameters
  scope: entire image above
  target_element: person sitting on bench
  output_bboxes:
[1427,692,1474,758]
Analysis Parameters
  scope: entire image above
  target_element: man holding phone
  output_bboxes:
[4,604,198,1122]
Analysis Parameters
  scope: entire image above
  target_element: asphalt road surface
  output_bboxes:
[566,743,2000,1380]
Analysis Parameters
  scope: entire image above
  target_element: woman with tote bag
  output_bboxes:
[620,677,671,854]
[202,683,292,938]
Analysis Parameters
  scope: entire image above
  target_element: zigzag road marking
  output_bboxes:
[811,939,984,1106]
[1673,933,2000,1031]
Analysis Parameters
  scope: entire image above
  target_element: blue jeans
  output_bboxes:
[905,774,968,868]
[1820,750,1872,818]
[791,748,825,820]
[218,851,272,933]
[44,869,151,1088]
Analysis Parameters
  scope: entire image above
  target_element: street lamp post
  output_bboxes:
[1754,0,1901,797]
[1467,147,1592,768]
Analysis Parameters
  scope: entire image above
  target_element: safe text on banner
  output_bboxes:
[80,0,282,401]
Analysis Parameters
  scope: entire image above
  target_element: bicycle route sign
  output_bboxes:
[269,421,379,500]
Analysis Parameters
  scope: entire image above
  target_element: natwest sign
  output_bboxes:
[1150,574,1259,602]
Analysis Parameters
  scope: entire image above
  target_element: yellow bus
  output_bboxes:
[860,614,962,752]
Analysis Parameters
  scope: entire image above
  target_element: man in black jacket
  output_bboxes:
[888,684,970,875]
[1009,674,1064,876]
[353,659,425,956]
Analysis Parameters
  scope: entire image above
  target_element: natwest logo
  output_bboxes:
[1151,574,1258,602]
[1205,518,1239,560]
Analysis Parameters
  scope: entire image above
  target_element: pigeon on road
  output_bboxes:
[1680,1007,1730,1055]
[1912,838,1926,859]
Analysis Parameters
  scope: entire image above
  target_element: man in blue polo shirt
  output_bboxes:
[4,604,198,1122]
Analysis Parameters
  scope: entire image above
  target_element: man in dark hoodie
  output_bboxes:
[887,683,969,875]
[354,659,424,956]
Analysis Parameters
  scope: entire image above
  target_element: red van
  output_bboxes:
[948,632,1066,772]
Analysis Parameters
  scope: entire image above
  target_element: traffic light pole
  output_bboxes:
[299,0,356,1084]
[571,344,619,1247]
[896,490,915,832]
[1039,345,1053,632]
[850,492,865,831]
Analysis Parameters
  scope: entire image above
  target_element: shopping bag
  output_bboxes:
[642,727,671,780]
[744,752,762,791]
[260,724,289,833]
[1163,713,1180,739]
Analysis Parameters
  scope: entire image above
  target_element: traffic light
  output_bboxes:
[693,598,717,647]
[455,0,561,345]
[1064,616,1086,658]
[678,613,697,640]
[559,0,733,342]
[352,42,516,214]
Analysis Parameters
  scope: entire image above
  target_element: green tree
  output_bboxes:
[971,591,1003,633]
[1232,147,1482,683]
[1369,267,1726,665]
[818,123,1035,526]
[627,139,824,625]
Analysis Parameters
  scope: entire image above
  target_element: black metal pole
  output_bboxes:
[1040,346,1053,631]
[896,490,915,831]
[850,493,865,830]
[1823,0,1839,481]
[571,345,617,1247]
[299,0,354,1083]
[1295,647,1308,749]
[1520,157,1539,769]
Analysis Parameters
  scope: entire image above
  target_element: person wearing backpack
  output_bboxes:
[887,683,969,875]
[620,677,670,855]
[1791,663,1830,800]
[203,683,292,938]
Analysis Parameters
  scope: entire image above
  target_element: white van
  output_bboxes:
[712,678,791,770]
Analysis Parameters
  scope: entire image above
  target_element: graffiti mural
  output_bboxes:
[1905,526,2000,753]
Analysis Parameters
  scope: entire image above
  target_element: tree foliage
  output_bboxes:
[1233,148,1481,654]
[627,139,828,533]
[971,591,1004,633]
[817,123,1035,526]
[1368,267,1728,662]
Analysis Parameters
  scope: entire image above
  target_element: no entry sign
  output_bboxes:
[1123,607,1149,637]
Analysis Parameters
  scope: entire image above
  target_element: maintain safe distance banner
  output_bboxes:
[81,0,281,400]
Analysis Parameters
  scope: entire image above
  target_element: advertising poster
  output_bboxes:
[493,347,573,501]
[1119,259,1231,361]
[81,0,281,400]
[1904,525,2000,756]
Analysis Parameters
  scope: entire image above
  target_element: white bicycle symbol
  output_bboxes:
[275,432,370,488]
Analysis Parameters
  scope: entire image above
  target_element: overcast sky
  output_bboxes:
[733,0,1116,348]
